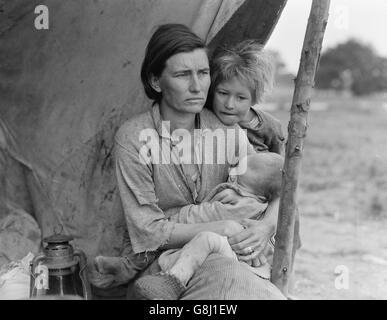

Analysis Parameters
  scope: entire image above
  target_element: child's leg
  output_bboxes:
[161,231,236,285]
[88,256,136,288]
[135,232,237,300]
[88,250,157,289]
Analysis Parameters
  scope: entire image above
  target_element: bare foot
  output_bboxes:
[88,256,135,288]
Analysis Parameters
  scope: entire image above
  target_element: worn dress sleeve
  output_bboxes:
[241,107,285,155]
[166,197,266,223]
[115,141,176,254]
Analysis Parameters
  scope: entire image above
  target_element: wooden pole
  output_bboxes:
[271,0,331,297]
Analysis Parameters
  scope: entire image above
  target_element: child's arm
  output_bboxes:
[265,116,285,155]
[240,108,285,155]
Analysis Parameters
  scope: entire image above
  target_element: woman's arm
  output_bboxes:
[115,140,244,253]
[165,193,266,223]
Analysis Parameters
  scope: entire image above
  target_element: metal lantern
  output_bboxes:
[29,229,92,300]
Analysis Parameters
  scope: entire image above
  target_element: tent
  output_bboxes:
[0,0,287,264]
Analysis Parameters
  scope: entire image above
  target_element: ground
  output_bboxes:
[267,91,387,299]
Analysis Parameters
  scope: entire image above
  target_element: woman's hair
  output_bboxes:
[140,24,207,104]
[209,39,274,105]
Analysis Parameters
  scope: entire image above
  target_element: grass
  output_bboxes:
[264,90,387,299]
[267,91,387,222]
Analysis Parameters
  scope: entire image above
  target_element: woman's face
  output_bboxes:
[212,77,253,126]
[153,49,210,115]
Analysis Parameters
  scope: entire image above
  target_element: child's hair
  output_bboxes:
[209,39,274,105]
[237,152,284,201]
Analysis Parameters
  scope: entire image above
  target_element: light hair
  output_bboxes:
[209,40,274,104]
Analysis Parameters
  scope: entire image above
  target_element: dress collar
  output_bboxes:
[151,103,204,140]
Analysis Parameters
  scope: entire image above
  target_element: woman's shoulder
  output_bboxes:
[115,110,154,150]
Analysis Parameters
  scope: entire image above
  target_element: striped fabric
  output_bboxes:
[128,253,286,300]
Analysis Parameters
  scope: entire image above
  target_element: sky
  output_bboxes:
[265,0,387,74]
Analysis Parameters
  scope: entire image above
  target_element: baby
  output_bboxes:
[134,152,284,300]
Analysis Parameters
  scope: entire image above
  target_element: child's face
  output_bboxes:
[212,77,253,126]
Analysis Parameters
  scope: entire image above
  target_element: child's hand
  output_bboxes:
[223,220,245,237]
[237,250,267,267]
[252,252,267,267]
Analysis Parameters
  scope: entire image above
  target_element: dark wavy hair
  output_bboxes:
[140,24,207,104]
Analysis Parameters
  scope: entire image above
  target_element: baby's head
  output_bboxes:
[208,40,274,125]
[230,152,284,201]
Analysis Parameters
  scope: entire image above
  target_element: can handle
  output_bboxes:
[29,253,46,298]
[74,249,92,300]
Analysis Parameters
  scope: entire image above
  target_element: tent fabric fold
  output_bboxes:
[0,0,286,264]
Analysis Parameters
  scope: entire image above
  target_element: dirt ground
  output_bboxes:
[292,216,387,299]
[269,93,387,300]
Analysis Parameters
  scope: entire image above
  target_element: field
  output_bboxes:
[267,91,387,299]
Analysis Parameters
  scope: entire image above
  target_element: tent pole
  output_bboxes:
[271,0,331,297]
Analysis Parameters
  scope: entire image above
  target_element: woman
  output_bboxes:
[113,24,285,299]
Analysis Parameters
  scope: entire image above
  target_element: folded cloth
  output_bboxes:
[0,252,34,300]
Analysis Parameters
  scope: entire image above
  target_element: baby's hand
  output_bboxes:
[238,251,267,267]
[252,252,267,267]
[223,220,245,237]
[212,188,243,205]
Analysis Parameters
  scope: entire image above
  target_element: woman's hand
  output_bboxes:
[228,218,274,266]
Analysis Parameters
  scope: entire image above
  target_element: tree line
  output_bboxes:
[315,39,387,96]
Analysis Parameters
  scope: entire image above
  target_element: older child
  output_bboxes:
[209,39,301,292]
[209,39,285,155]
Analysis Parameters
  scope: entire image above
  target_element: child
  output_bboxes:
[134,152,284,300]
[209,39,301,281]
[208,39,285,155]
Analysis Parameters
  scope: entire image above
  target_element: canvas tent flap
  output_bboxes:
[0,0,286,263]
